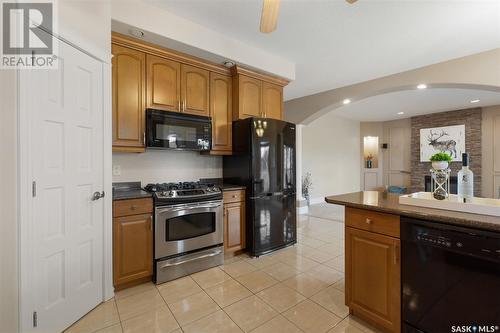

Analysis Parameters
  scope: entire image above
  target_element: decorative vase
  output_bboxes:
[430,168,451,200]
[366,160,372,169]
[432,161,449,170]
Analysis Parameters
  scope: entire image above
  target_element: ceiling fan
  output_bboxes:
[260,0,358,33]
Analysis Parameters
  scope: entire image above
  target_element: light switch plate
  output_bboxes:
[112,165,121,176]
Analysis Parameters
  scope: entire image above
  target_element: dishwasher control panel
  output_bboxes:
[405,220,500,262]
[416,233,452,248]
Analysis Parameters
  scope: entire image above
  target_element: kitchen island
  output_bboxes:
[325,191,500,333]
[325,191,500,232]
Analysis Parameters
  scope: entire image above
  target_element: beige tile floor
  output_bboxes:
[66,205,383,333]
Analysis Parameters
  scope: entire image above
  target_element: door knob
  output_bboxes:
[91,191,105,201]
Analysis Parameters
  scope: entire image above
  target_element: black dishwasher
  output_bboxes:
[401,217,500,333]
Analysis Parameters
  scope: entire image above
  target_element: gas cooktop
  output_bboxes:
[144,181,222,205]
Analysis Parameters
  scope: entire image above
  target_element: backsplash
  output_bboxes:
[112,150,222,184]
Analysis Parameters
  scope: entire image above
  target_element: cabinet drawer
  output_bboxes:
[223,190,245,204]
[345,207,400,238]
[113,198,153,217]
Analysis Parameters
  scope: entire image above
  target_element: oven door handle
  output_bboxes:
[156,202,222,214]
[159,248,223,269]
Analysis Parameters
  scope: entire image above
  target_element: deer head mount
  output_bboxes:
[427,129,457,158]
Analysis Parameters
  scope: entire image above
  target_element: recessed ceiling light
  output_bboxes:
[417,84,427,90]
[129,29,145,38]
[223,60,235,68]
[343,98,351,105]
[397,112,405,115]
[470,99,480,103]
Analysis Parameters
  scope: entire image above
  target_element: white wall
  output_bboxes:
[302,112,361,203]
[0,70,19,333]
[112,151,222,184]
[58,0,111,62]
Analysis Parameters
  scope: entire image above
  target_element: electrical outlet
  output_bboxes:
[112,165,121,176]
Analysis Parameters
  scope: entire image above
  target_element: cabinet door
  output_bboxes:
[112,44,146,152]
[210,73,232,152]
[146,54,181,112]
[181,64,210,116]
[237,75,262,119]
[346,227,401,333]
[224,201,246,253]
[262,82,283,120]
[113,214,153,289]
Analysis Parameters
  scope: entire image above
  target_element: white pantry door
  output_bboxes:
[27,38,104,332]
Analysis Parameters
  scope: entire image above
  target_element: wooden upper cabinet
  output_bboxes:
[346,227,401,333]
[181,64,210,116]
[210,73,232,153]
[112,44,146,152]
[234,75,263,119]
[146,54,181,112]
[262,82,283,120]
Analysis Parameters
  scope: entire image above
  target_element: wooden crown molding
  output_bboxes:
[231,65,290,87]
[111,32,231,75]
[111,32,291,86]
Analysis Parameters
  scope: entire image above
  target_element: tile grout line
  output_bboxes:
[112,298,125,333]
[186,270,249,332]
[156,281,194,333]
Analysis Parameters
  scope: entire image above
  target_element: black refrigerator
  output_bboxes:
[223,118,297,257]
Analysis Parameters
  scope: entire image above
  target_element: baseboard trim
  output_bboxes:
[309,197,326,205]
[297,206,308,215]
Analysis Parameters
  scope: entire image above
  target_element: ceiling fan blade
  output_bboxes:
[260,0,281,33]
[346,0,358,3]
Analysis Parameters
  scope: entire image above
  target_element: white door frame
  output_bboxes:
[17,31,113,331]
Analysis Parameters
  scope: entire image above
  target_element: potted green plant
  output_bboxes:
[430,152,452,170]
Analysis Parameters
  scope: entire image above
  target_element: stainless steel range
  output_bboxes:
[144,182,223,284]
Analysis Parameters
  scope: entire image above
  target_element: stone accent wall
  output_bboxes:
[410,108,482,196]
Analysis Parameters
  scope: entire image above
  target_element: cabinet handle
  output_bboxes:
[130,205,138,210]
[365,218,372,225]
[143,132,146,145]
[150,216,153,231]
[178,100,181,111]
[232,195,237,198]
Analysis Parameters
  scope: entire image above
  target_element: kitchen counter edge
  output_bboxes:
[325,191,500,232]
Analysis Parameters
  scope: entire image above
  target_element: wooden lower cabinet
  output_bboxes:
[346,226,401,333]
[113,199,153,290]
[223,190,246,254]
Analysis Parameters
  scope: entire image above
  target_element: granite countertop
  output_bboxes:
[199,178,246,192]
[113,182,152,201]
[221,184,246,191]
[325,191,500,232]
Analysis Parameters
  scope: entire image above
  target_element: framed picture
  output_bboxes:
[420,125,465,162]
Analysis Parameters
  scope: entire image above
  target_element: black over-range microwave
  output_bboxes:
[146,109,212,151]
